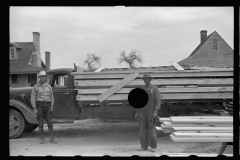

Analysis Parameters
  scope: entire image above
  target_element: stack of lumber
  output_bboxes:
[71,68,233,104]
[159,116,233,142]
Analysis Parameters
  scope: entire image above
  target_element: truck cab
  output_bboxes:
[47,68,79,118]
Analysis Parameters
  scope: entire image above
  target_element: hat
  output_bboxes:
[143,74,152,79]
[38,70,47,77]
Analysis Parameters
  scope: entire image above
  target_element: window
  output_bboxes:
[213,39,218,50]
[28,75,31,83]
[12,74,18,83]
[9,47,17,60]
[52,75,68,87]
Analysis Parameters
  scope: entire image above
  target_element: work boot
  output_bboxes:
[138,147,148,151]
[48,126,57,144]
[149,148,157,152]
[39,126,44,144]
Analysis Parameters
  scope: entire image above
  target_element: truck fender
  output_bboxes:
[9,99,38,124]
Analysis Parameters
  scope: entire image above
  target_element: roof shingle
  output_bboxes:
[10,42,47,74]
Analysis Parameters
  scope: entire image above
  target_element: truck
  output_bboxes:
[9,65,233,139]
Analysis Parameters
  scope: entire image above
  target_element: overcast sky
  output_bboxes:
[10,7,233,69]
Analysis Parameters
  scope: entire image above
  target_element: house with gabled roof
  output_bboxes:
[178,30,233,68]
[10,32,51,88]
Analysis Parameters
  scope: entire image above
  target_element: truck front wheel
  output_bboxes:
[9,109,26,139]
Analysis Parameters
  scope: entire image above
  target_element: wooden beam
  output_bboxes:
[74,78,233,87]
[161,123,233,128]
[159,118,171,122]
[170,138,233,142]
[172,127,233,131]
[73,71,233,79]
[170,116,232,119]
[172,132,233,137]
[76,87,233,94]
[170,116,232,118]
[71,68,233,75]
[76,93,233,101]
[170,120,232,124]
[98,71,139,102]
[169,61,185,71]
[155,126,174,133]
[94,66,105,72]
[174,131,233,133]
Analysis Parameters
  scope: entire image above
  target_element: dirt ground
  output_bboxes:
[9,119,233,157]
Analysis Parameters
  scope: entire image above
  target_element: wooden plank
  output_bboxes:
[98,71,139,102]
[174,131,233,133]
[73,71,233,79]
[170,134,232,139]
[76,93,233,101]
[94,66,105,72]
[172,132,233,137]
[170,120,232,124]
[170,116,232,119]
[169,61,185,71]
[74,78,233,87]
[76,87,233,94]
[170,118,232,123]
[161,122,233,128]
[159,118,171,122]
[172,127,233,131]
[156,126,174,133]
[170,138,233,142]
[71,68,233,75]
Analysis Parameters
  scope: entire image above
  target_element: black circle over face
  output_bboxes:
[128,88,149,109]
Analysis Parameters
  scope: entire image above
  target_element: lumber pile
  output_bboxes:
[71,67,233,104]
[159,116,233,142]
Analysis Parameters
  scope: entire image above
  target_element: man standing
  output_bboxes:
[31,70,57,144]
[135,74,160,152]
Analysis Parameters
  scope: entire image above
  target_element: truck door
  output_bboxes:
[50,74,73,117]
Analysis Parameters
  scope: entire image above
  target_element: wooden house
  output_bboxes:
[10,32,51,88]
[178,30,233,68]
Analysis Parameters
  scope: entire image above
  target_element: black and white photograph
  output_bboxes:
[9,6,234,157]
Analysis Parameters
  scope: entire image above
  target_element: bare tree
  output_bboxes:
[84,53,101,71]
[117,50,145,68]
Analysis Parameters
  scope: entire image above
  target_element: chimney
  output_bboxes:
[45,51,51,70]
[32,32,41,67]
[200,30,207,43]
[31,53,38,66]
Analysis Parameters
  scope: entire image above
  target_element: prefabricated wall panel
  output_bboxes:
[72,68,233,106]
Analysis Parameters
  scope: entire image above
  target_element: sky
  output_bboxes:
[10,7,233,69]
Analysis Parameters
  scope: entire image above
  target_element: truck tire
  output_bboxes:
[24,122,38,132]
[9,109,26,139]
[157,108,170,137]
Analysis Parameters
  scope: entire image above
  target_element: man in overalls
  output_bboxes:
[135,74,161,152]
[31,70,57,144]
